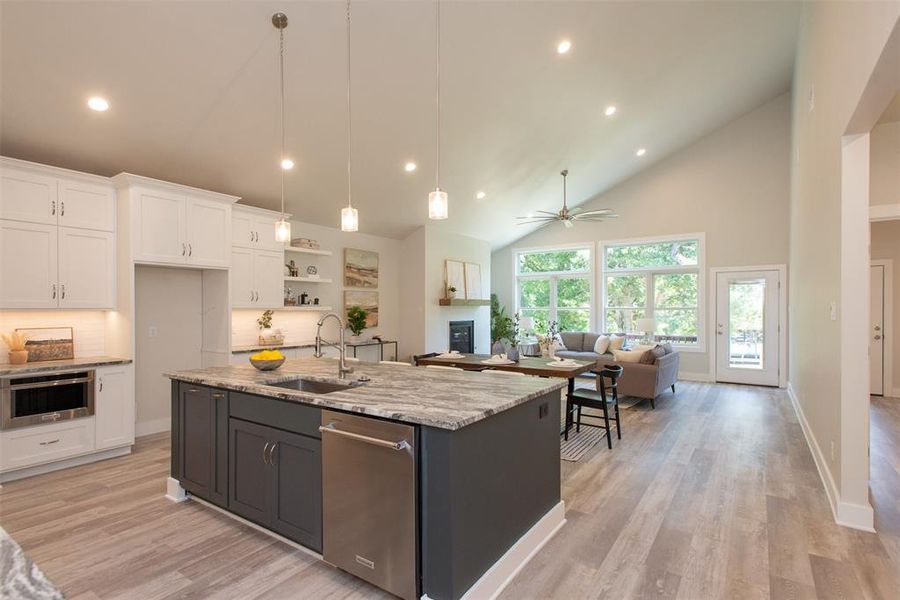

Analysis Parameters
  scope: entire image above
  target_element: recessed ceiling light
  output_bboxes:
[557,40,572,54]
[475,191,486,200]
[87,96,109,112]
[281,158,295,170]
[636,148,647,157]
[404,162,417,172]
[605,105,617,117]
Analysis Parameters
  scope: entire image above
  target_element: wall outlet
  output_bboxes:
[830,440,835,461]
[148,326,158,338]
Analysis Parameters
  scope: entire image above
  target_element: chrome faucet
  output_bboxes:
[314,312,353,378]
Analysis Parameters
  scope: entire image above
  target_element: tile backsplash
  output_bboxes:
[0,311,108,362]
[231,310,343,347]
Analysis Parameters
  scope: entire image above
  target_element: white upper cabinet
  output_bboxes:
[254,250,284,308]
[0,166,57,225]
[186,196,230,268]
[232,205,286,252]
[230,247,254,308]
[0,220,58,308]
[57,227,115,308]
[58,178,116,232]
[117,175,237,269]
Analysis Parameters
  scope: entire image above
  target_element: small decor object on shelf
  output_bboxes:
[291,238,320,250]
[1,331,28,364]
[300,292,309,305]
[447,285,457,299]
[307,265,318,278]
[286,260,299,277]
[344,248,379,288]
[313,297,320,305]
[249,349,285,371]
[284,287,297,306]
[15,327,74,362]
[346,305,369,343]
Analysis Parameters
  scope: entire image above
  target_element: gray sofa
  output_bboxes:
[555,332,679,408]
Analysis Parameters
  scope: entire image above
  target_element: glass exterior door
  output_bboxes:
[715,270,780,386]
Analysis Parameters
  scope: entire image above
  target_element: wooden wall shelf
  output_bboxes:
[438,298,491,306]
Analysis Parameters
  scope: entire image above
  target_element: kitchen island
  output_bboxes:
[165,358,566,600]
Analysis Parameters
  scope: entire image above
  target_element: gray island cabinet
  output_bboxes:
[166,359,567,600]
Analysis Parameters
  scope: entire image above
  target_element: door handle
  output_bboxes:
[182,243,186,256]
[263,442,271,465]
[318,423,411,450]
[99,378,103,392]
[60,201,65,217]
[268,442,278,465]
[188,243,192,257]
[39,439,60,446]
[874,325,881,331]
[51,283,57,299]
[874,335,882,340]
[50,200,56,215]
[61,284,66,300]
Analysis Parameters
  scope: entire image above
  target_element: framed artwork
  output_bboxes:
[464,262,483,299]
[344,290,379,327]
[344,248,379,288]
[445,260,465,296]
[16,327,74,362]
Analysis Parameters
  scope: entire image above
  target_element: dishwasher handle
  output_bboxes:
[319,423,411,451]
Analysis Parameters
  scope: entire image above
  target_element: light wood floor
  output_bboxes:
[1,383,899,599]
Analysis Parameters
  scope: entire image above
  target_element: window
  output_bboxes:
[516,247,592,333]
[602,237,703,347]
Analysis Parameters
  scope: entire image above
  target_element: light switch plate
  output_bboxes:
[830,301,837,321]
[149,326,158,338]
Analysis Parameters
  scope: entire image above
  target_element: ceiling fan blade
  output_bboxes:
[576,209,616,216]
[574,214,618,221]
[517,218,558,226]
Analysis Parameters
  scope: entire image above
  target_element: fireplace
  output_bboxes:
[449,320,474,354]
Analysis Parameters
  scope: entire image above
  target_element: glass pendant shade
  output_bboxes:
[428,189,449,220]
[341,206,358,232]
[275,218,291,243]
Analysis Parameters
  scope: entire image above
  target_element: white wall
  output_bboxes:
[788,1,900,527]
[870,120,900,206]
[134,266,202,436]
[401,225,491,358]
[871,220,900,396]
[0,310,108,360]
[492,92,792,377]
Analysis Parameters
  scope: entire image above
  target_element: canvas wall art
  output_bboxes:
[344,248,379,288]
[344,290,379,327]
[16,327,74,362]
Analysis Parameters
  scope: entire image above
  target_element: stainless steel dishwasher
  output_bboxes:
[319,410,417,600]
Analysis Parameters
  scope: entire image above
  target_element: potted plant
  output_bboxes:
[490,294,514,355]
[447,285,457,300]
[257,310,283,345]
[537,320,560,358]
[507,313,521,362]
[346,305,369,343]
[2,331,28,364]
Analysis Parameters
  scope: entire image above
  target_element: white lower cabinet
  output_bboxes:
[0,418,96,471]
[231,248,283,309]
[95,365,135,450]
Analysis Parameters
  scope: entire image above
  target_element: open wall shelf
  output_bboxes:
[438,298,491,306]
[285,246,332,257]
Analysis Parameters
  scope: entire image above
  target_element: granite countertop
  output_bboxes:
[232,341,317,353]
[165,358,566,430]
[0,356,132,377]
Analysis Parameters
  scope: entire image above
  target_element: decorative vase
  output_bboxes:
[447,290,456,300]
[491,340,505,355]
[349,335,363,344]
[548,343,557,359]
[507,346,520,362]
[8,350,28,364]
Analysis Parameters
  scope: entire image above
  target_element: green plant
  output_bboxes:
[447,285,457,294]
[346,305,368,336]
[257,310,273,330]
[490,294,515,344]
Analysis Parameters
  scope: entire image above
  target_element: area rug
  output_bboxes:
[0,526,63,600]
[560,426,607,462]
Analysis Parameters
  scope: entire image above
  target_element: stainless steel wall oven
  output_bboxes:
[1,370,95,430]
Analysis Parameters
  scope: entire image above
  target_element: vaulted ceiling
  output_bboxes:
[1,1,800,248]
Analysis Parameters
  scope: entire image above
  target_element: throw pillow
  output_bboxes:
[593,335,611,354]
[613,348,645,363]
[609,334,626,351]
[660,343,674,355]
[641,346,666,364]
[554,333,567,350]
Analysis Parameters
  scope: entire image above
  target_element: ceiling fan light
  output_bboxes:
[275,218,291,243]
[341,205,358,232]
[563,219,574,229]
[429,189,449,220]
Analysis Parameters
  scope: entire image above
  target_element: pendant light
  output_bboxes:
[428,0,448,220]
[273,12,292,243]
[341,0,358,232]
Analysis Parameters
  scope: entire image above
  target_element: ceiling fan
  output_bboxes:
[517,169,617,228]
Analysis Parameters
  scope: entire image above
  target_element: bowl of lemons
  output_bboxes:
[249,349,286,371]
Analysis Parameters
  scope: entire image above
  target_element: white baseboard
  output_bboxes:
[678,371,713,382]
[787,382,875,532]
[459,501,566,600]
[136,417,170,438]
[0,445,131,483]
[166,476,188,503]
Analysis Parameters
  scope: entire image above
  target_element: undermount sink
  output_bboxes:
[269,378,357,394]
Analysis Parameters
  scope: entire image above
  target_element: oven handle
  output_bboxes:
[8,377,93,390]
[318,423,411,451]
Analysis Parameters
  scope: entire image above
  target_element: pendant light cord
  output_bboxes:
[346,0,352,209]
[279,25,286,219]
[435,0,441,190]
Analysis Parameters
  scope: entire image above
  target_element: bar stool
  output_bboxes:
[568,365,623,449]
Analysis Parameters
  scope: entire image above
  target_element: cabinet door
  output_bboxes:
[57,227,115,308]
[253,249,284,309]
[228,418,271,525]
[232,211,255,249]
[269,428,322,551]
[253,216,282,251]
[186,197,230,268]
[0,165,57,225]
[179,385,214,499]
[0,220,58,308]
[58,179,115,232]
[231,247,254,308]
[95,367,134,450]
[133,189,186,264]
